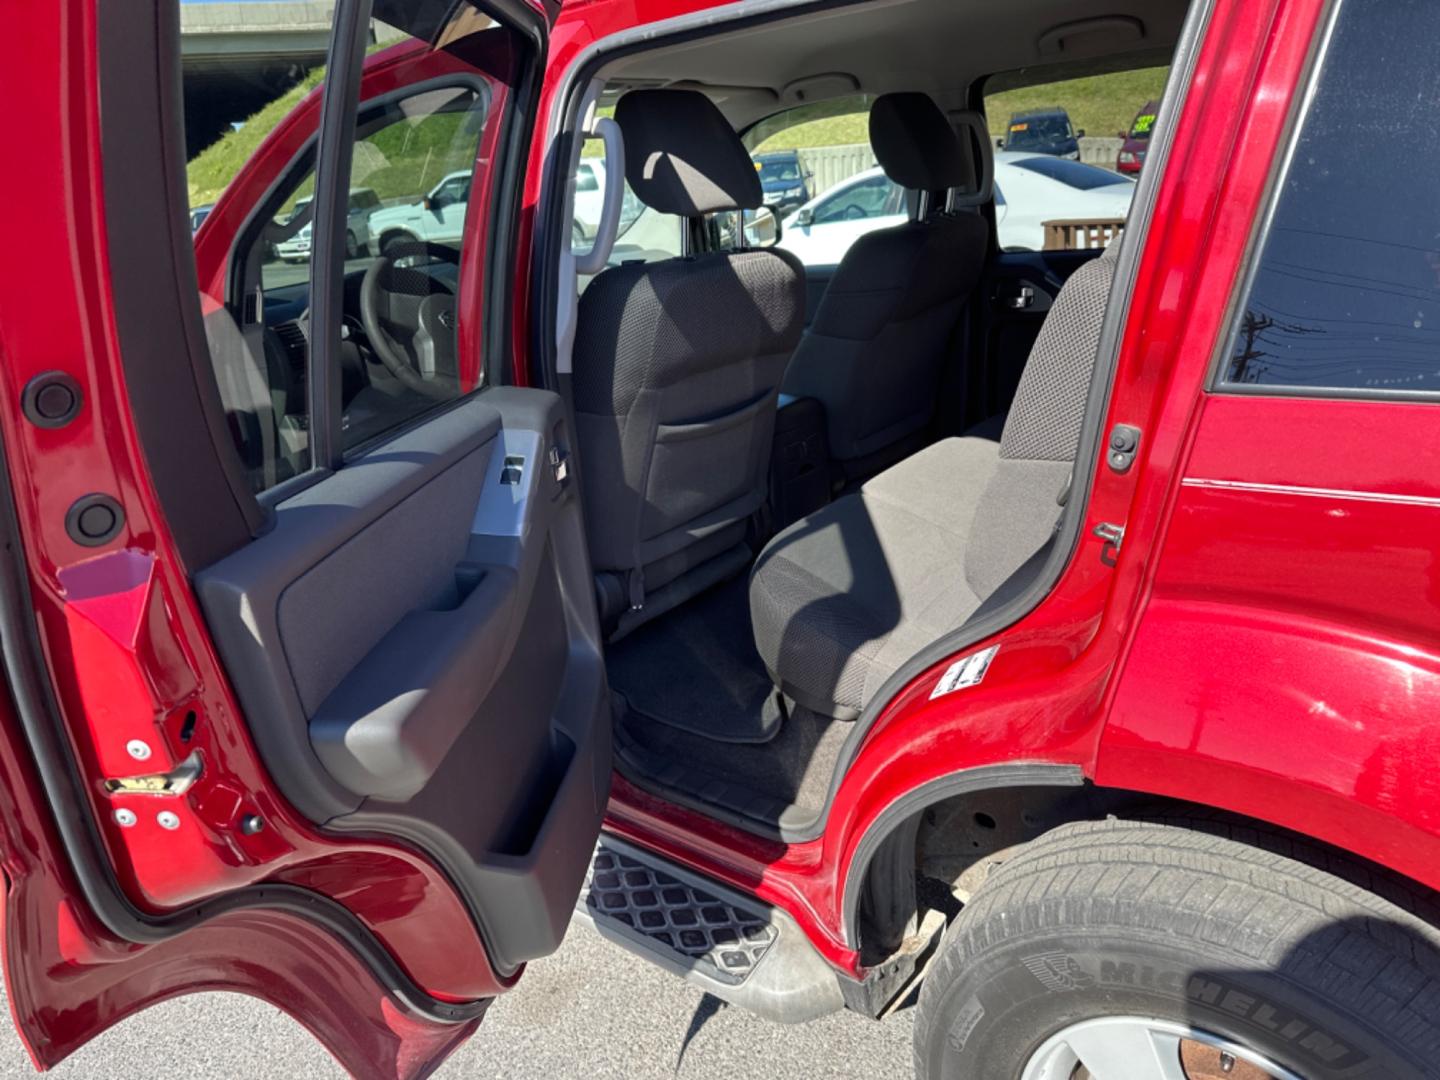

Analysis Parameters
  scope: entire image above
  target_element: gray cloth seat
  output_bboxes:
[573,89,805,638]
[781,94,988,478]
[750,244,1119,719]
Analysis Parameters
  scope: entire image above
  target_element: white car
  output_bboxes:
[778,152,1136,265]
[365,171,472,255]
[274,188,382,262]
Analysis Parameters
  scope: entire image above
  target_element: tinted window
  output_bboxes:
[1128,105,1158,140]
[1223,0,1440,394]
[1009,156,1132,191]
[758,159,801,182]
[812,174,898,225]
[1007,113,1073,150]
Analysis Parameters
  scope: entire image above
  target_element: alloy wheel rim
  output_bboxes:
[1019,1016,1305,1080]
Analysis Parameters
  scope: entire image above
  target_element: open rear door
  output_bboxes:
[0,0,605,1076]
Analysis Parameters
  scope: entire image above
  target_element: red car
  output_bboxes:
[1,0,1438,1078]
[1117,99,1160,174]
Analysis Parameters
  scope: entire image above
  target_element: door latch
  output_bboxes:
[103,750,203,796]
[1093,522,1125,566]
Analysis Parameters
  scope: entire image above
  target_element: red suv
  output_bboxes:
[1117,98,1159,174]
[1,0,1438,1078]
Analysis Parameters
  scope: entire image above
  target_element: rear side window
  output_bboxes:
[1223,0,1440,396]
[983,66,1164,250]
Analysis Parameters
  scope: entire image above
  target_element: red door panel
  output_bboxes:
[1101,394,1440,890]
[0,0,604,1074]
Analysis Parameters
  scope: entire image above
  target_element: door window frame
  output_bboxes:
[203,0,546,515]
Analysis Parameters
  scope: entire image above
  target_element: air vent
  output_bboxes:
[273,320,309,369]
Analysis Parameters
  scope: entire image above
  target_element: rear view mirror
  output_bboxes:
[742,205,781,248]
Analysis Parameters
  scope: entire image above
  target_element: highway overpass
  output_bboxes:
[181,2,401,156]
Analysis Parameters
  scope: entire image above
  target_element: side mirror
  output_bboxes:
[422,196,434,211]
[995,138,1005,150]
[1076,128,1086,138]
[742,205,782,248]
[795,206,814,228]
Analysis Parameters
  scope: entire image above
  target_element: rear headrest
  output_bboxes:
[615,89,762,217]
[869,93,968,191]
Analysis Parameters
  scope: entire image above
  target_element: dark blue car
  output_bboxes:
[1002,108,1082,160]
[752,150,811,212]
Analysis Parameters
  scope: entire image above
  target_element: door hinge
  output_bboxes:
[103,750,203,796]
[1093,522,1125,566]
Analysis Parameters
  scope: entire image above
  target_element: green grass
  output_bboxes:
[749,67,1169,154]
[187,68,324,207]
[984,67,1169,140]
[188,64,1170,207]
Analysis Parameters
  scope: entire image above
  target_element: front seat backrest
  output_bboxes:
[782,94,989,479]
[572,89,805,638]
[963,242,1121,601]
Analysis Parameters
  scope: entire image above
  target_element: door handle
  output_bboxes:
[998,284,1035,310]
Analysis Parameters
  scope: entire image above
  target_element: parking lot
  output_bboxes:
[0,918,915,1079]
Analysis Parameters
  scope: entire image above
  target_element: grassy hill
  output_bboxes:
[187,69,323,207]
[752,67,1169,152]
[189,64,1170,207]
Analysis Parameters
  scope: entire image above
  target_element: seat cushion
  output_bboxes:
[749,437,1000,719]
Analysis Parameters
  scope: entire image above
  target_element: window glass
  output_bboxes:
[1223,0,1440,395]
[570,99,683,271]
[742,96,893,267]
[811,174,900,225]
[569,153,654,261]
[983,66,1164,250]
[188,6,520,491]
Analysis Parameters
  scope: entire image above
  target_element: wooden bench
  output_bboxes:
[1041,217,1126,251]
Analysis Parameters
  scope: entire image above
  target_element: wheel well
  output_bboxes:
[854,784,1440,967]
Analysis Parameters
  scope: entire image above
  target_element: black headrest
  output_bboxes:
[869,93,968,191]
[615,89,762,216]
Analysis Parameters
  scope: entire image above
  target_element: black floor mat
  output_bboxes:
[616,702,850,832]
[605,574,779,743]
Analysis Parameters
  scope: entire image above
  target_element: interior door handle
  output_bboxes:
[1004,285,1035,310]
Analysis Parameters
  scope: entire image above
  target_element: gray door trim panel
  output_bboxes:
[196,395,505,820]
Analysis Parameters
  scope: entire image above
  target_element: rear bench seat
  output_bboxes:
[749,243,1119,720]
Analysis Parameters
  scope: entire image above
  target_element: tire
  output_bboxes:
[912,818,1440,1079]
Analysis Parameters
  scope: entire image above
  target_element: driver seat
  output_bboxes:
[572,89,806,639]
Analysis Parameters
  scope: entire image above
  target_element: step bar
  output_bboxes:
[575,834,844,1023]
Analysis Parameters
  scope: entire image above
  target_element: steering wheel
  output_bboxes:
[359,240,461,400]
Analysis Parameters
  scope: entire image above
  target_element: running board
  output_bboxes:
[575,834,844,1024]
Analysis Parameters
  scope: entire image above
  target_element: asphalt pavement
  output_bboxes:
[0,917,916,1079]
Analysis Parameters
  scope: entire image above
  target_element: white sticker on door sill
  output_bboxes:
[930,645,999,699]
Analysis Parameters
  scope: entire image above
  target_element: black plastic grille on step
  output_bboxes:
[582,840,778,985]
